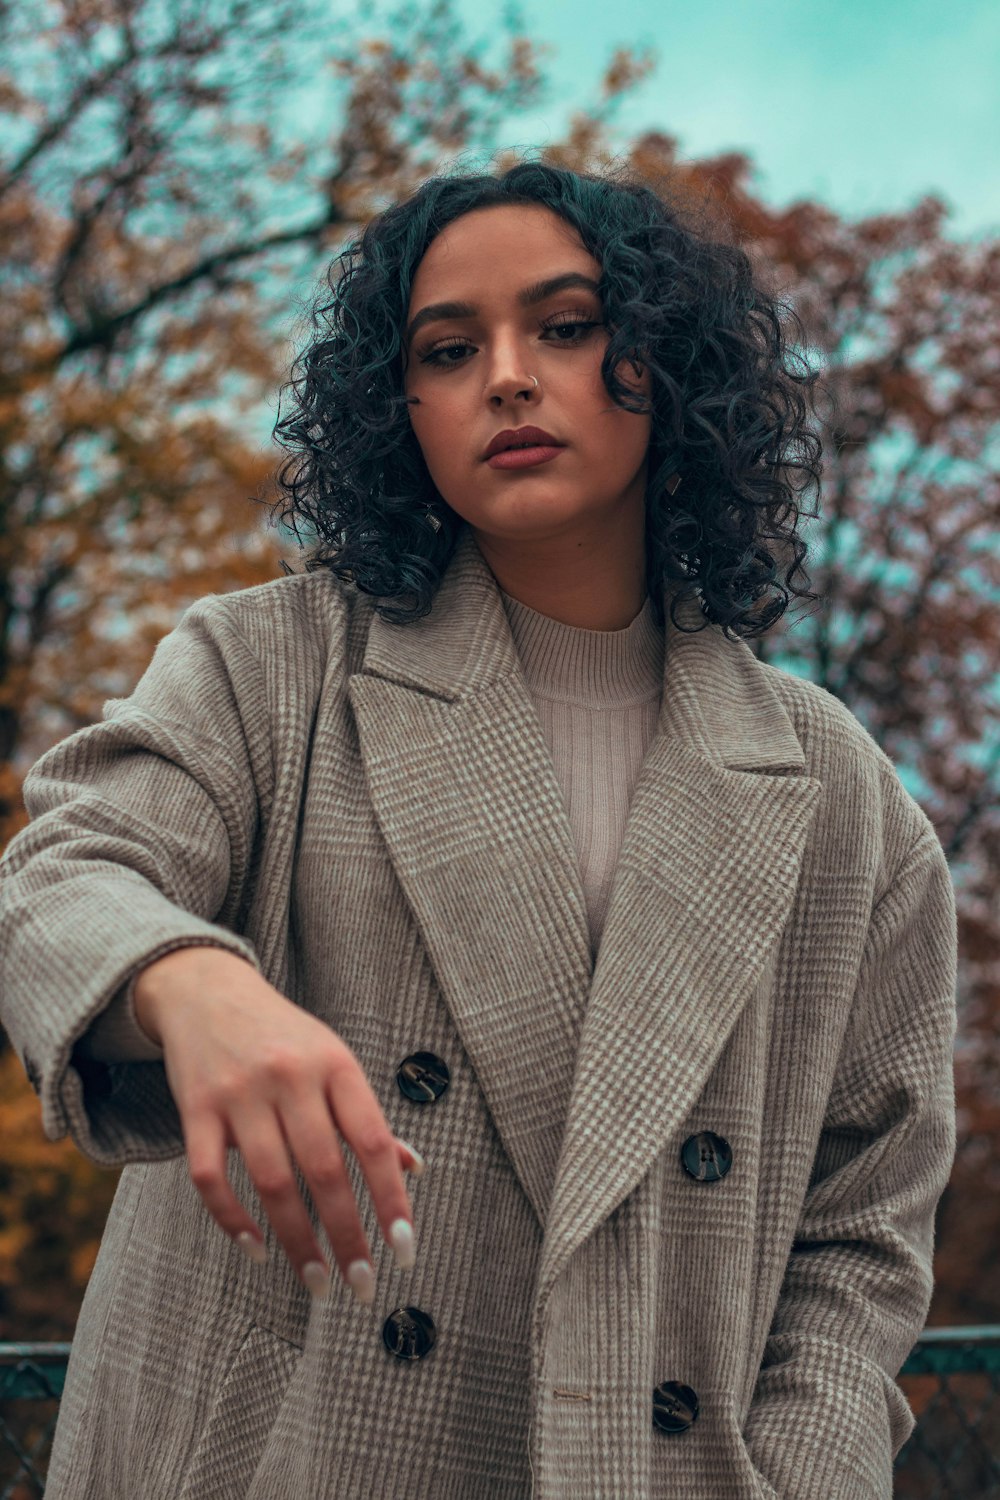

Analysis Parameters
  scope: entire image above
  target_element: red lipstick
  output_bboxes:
[482,425,566,469]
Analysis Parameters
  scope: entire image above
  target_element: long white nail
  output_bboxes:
[236,1231,267,1264]
[302,1260,330,1300]
[389,1218,415,1270]
[397,1139,426,1177]
[347,1259,376,1305]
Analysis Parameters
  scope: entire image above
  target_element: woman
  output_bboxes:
[0,160,957,1499]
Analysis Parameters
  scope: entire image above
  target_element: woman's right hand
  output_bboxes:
[132,945,422,1306]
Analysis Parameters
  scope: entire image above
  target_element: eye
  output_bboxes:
[417,313,599,369]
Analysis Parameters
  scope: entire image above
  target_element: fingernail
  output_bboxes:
[302,1260,330,1300]
[397,1139,426,1177]
[389,1217,415,1270]
[236,1231,268,1265]
[347,1258,376,1306]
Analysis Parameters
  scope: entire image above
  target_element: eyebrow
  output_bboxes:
[405,271,602,346]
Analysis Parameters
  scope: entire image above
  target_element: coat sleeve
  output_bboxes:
[742,820,958,1500]
[0,594,267,1169]
[74,970,167,1063]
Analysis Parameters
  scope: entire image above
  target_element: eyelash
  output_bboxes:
[417,312,599,368]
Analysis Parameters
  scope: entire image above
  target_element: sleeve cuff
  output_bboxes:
[74,968,166,1063]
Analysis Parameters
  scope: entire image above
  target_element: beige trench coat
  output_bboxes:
[0,524,957,1499]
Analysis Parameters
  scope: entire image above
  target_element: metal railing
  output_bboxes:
[1,1327,998,1498]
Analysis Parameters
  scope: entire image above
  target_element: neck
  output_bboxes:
[469,490,648,631]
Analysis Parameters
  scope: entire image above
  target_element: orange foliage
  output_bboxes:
[0,0,996,1347]
[0,1047,116,1340]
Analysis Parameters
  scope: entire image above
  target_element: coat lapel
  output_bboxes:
[347,525,822,1319]
[347,525,594,1236]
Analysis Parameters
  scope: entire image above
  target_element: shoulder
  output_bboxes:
[754,655,942,885]
[756,659,889,767]
[185,568,355,646]
[171,567,381,687]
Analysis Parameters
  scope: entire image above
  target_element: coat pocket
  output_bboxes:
[176,1322,302,1500]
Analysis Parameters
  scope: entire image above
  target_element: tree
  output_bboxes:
[0,0,561,835]
[0,0,996,1350]
[0,0,651,1340]
[703,149,1000,1326]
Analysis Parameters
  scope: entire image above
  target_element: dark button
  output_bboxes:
[382,1306,436,1360]
[397,1052,450,1103]
[681,1131,732,1182]
[652,1381,699,1434]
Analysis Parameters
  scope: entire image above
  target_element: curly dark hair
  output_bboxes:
[264,154,825,638]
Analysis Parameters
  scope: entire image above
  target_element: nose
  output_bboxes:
[486,370,538,404]
[475,327,540,401]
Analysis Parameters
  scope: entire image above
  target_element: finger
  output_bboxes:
[395,1137,426,1177]
[278,1091,382,1298]
[184,1106,271,1261]
[324,1061,416,1270]
[228,1101,333,1293]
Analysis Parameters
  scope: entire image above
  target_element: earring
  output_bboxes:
[424,507,442,533]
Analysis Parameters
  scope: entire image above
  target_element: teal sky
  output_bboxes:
[440,0,998,242]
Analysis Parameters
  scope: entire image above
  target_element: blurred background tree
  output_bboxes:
[0,0,996,1352]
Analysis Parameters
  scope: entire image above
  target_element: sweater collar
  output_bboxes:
[499,589,663,706]
[356,520,805,772]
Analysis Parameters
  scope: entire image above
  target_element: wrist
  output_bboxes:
[131,944,237,1046]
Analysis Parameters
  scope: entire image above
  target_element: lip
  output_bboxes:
[486,446,565,471]
[482,425,564,460]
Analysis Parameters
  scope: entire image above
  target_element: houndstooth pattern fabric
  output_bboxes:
[0,522,957,1498]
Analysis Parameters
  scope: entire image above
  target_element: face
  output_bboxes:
[401,203,652,568]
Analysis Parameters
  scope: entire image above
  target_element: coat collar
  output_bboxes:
[347,524,822,1342]
[353,523,807,770]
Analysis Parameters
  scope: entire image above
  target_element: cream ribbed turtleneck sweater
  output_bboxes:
[500,588,664,957]
[76,590,665,1063]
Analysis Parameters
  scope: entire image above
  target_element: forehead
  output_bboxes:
[407,204,596,301]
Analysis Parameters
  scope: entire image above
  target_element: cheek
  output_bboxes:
[581,346,647,418]
[406,369,458,431]
[595,407,652,485]
[407,407,463,489]
[602,422,651,477]
[406,390,447,461]
[414,415,454,467]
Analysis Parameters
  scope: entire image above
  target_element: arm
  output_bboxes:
[743,823,958,1499]
[75,945,263,1063]
[0,595,266,1167]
